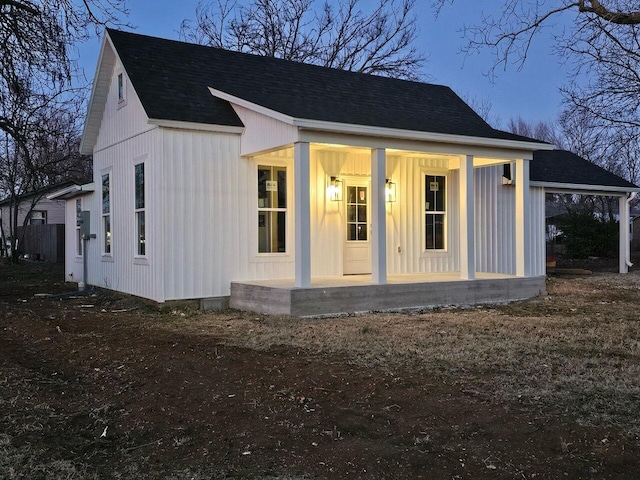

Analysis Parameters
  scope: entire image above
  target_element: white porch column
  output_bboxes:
[371,148,387,284]
[294,141,311,288]
[459,155,475,280]
[515,158,531,277]
[619,194,630,274]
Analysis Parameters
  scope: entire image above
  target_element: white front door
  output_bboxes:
[343,180,371,274]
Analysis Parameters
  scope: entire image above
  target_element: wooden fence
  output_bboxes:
[15,224,65,263]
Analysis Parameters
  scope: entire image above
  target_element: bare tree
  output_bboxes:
[0,0,126,261]
[0,93,91,261]
[507,116,565,147]
[180,0,425,79]
[432,1,640,132]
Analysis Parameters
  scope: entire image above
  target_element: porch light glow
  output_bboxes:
[385,178,396,203]
[327,176,342,201]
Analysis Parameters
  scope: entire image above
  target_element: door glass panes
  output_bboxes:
[347,186,368,241]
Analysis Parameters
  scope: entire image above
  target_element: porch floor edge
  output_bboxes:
[230,276,547,317]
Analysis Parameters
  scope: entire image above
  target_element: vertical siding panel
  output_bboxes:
[529,187,545,276]
[95,60,151,153]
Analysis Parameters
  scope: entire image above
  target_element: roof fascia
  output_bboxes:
[296,119,554,151]
[148,118,244,134]
[532,181,639,195]
[208,87,295,125]
[47,183,95,200]
[80,34,116,155]
[207,87,554,152]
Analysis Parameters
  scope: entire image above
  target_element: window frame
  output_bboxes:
[29,210,47,225]
[75,199,82,257]
[134,162,146,257]
[101,171,112,256]
[257,163,288,255]
[423,172,448,253]
[116,71,127,107]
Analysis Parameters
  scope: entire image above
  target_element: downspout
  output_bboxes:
[626,192,637,268]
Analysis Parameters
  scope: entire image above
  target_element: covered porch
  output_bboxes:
[225,100,552,315]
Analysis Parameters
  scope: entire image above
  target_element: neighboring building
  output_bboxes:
[0,184,72,262]
[50,29,640,315]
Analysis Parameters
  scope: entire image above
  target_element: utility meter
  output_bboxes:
[78,210,91,239]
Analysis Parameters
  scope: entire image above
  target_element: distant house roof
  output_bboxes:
[531,150,638,191]
[104,29,547,145]
[0,181,78,206]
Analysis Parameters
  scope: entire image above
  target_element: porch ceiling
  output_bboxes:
[254,144,518,170]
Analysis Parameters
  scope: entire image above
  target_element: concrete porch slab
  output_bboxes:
[230,274,547,317]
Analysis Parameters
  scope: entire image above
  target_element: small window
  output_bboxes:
[258,165,287,253]
[425,174,446,250]
[76,199,82,256]
[102,173,111,254]
[134,163,145,256]
[117,73,125,103]
[29,210,47,225]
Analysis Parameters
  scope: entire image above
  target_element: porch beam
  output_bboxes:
[459,155,475,280]
[294,142,311,287]
[619,194,630,274]
[371,148,387,284]
[515,158,531,276]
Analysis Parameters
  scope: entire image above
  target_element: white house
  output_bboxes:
[1,183,72,261]
[50,29,640,316]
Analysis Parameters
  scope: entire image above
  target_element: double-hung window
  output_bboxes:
[134,163,146,256]
[425,174,446,250]
[102,173,111,254]
[257,165,287,253]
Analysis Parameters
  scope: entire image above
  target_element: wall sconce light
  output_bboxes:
[327,176,342,201]
[385,178,396,203]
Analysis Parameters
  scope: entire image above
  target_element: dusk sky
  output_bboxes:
[78,0,574,129]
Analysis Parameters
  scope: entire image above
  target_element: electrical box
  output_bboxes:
[78,210,91,239]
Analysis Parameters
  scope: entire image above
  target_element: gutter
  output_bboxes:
[47,183,95,200]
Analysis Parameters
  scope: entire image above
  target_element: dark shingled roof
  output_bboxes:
[106,29,545,144]
[531,150,638,189]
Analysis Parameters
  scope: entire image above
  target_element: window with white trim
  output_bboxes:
[76,199,82,256]
[117,72,126,103]
[257,165,287,253]
[102,173,111,254]
[134,162,145,256]
[425,174,446,250]
[29,210,47,225]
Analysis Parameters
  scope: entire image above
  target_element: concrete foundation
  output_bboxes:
[200,296,230,311]
[230,274,547,317]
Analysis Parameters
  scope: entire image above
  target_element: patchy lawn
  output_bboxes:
[1,262,640,478]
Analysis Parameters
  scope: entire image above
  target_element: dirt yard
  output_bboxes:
[2,262,640,479]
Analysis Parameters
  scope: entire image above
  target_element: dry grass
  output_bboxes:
[164,272,640,436]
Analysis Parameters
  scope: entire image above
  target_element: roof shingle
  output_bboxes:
[107,29,546,143]
[531,150,638,189]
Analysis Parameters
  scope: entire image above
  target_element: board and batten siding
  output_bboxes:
[308,150,461,276]
[86,128,162,301]
[64,193,92,283]
[386,155,460,274]
[93,57,152,154]
[73,56,165,300]
[529,186,546,276]
[232,105,298,156]
[473,165,546,276]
